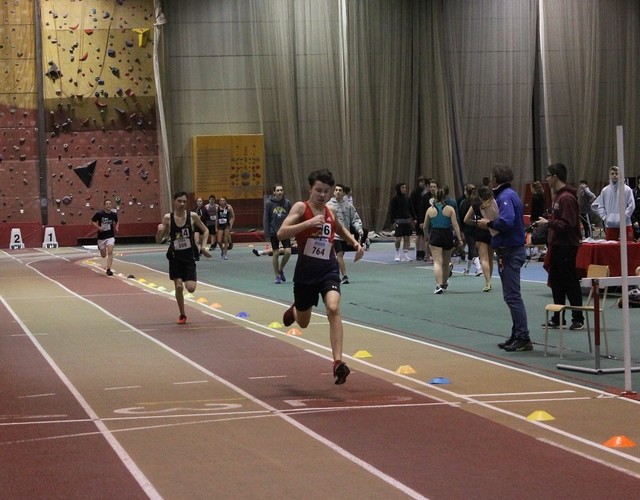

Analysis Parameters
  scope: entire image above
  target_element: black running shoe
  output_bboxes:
[504,338,533,352]
[498,337,515,349]
[252,248,260,256]
[333,361,350,385]
[106,269,113,276]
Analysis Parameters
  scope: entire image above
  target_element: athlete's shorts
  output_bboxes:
[293,276,341,312]
[97,237,115,251]
[270,237,292,250]
[429,227,454,250]
[394,222,413,237]
[474,227,492,245]
[169,258,197,282]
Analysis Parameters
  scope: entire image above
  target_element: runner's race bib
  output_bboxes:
[303,222,332,260]
[174,228,192,251]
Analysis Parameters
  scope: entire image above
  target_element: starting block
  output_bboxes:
[42,226,59,248]
[9,228,25,249]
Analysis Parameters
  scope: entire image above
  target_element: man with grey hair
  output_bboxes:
[477,165,531,352]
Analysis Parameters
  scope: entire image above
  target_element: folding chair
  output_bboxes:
[543,264,610,358]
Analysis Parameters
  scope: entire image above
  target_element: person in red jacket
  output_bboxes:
[535,163,584,330]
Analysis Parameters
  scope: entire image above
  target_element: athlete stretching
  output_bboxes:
[278,169,364,384]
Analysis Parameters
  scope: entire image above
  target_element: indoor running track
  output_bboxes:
[1,249,639,499]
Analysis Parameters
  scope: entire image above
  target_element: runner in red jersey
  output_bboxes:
[278,169,364,384]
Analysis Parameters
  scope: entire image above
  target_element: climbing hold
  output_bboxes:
[73,160,97,188]
[45,62,62,81]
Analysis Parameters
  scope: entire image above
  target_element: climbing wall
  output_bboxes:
[0,1,39,226]
[42,0,160,230]
[0,0,161,245]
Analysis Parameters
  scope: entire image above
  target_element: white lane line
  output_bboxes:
[463,390,576,397]
[0,414,68,421]
[104,386,142,391]
[18,393,56,399]
[466,396,594,404]
[173,380,209,385]
[538,438,640,480]
[19,258,427,500]
[1,296,162,500]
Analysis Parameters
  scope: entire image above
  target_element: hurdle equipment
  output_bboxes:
[9,228,25,249]
[42,227,59,248]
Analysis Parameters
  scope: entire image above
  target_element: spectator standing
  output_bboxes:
[477,165,531,351]
[156,191,211,324]
[424,179,439,262]
[91,199,119,276]
[592,166,635,241]
[327,184,363,284]
[631,176,640,240]
[530,181,546,223]
[410,176,429,261]
[424,188,463,294]
[477,185,500,236]
[278,169,364,385]
[388,182,416,262]
[343,186,354,206]
[578,180,597,238]
[459,184,482,276]
[535,163,584,330]
[464,190,494,292]
[263,184,293,284]
[341,186,370,249]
